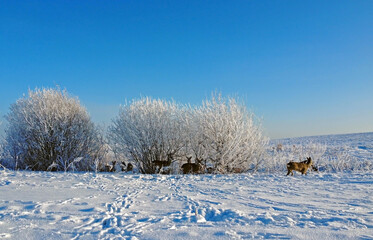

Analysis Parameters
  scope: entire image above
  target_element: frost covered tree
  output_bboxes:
[109,94,267,174]
[191,94,268,173]
[109,97,187,174]
[3,87,105,171]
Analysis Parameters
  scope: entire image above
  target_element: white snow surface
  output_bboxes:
[0,171,372,239]
[0,133,373,239]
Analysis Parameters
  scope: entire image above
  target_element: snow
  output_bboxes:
[272,132,373,161]
[0,171,372,239]
[267,132,373,172]
[0,133,373,239]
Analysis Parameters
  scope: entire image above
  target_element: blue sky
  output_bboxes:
[1,0,372,139]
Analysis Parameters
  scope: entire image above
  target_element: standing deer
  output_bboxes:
[101,161,117,172]
[120,161,127,171]
[127,162,133,172]
[153,153,173,173]
[110,161,118,172]
[181,157,203,174]
[119,161,134,172]
[286,157,313,176]
[300,158,318,172]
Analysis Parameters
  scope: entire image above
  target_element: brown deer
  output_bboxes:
[232,168,243,173]
[109,161,117,172]
[120,161,127,171]
[119,161,134,172]
[126,162,133,172]
[299,159,318,172]
[286,157,313,176]
[181,157,203,174]
[276,143,283,152]
[153,153,173,173]
[101,161,116,172]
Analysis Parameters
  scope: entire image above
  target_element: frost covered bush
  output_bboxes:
[3,88,105,171]
[109,94,267,174]
[189,94,267,173]
[109,97,186,174]
[264,142,373,173]
[263,143,326,172]
[319,147,373,172]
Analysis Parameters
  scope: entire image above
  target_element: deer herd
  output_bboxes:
[181,157,204,174]
[101,161,133,173]
[101,155,318,176]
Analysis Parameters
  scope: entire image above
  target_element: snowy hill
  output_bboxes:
[267,132,373,173]
[0,133,372,239]
[272,132,373,160]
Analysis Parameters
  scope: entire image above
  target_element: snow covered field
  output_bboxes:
[1,171,372,239]
[267,132,373,172]
[0,133,372,240]
[272,132,373,161]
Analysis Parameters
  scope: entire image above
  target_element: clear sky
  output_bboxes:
[1,0,372,139]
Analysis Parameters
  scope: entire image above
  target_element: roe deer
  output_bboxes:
[286,157,313,176]
[127,162,133,172]
[101,161,116,172]
[119,161,134,172]
[300,159,318,172]
[181,157,203,174]
[110,161,117,172]
[276,144,283,152]
[153,154,173,173]
[120,161,126,171]
[232,168,243,173]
